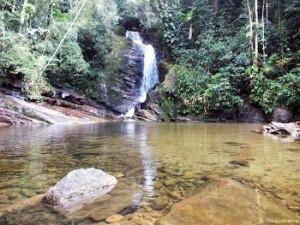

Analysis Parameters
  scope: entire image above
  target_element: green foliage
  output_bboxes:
[248,57,300,114]
[155,0,300,117]
[77,21,111,68]
[166,64,243,115]
[159,4,180,51]
[0,31,51,100]
[203,74,244,114]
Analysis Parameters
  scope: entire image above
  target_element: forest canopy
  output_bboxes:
[0,0,299,116]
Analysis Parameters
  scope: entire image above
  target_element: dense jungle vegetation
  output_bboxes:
[0,0,299,117]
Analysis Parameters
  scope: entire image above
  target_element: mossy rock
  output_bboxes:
[105,35,131,82]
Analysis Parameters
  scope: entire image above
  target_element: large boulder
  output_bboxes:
[272,108,293,123]
[43,168,117,210]
[239,100,266,123]
[155,178,300,225]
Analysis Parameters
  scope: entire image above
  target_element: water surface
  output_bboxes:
[0,123,299,224]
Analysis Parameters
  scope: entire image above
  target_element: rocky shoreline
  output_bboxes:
[0,87,118,126]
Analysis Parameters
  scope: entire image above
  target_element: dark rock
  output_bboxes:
[239,100,266,123]
[155,178,300,225]
[272,108,292,123]
[120,17,142,31]
[99,36,144,114]
[43,168,117,210]
[157,61,169,83]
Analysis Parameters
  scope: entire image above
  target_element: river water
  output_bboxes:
[0,122,299,224]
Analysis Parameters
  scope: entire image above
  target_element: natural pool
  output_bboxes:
[0,122,299,224]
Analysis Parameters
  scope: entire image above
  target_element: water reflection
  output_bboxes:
[122,123,157,198]
[138,124,157,197]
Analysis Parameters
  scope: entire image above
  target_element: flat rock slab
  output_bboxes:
[155,178,300,225]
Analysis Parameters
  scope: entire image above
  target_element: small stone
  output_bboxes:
[151,196,169,210]
[183,172,199,180]
[115,173,125,178]
[169,191,181,200]
[154,181,163,189]
[163,178,176,187]
[150,210,164,218]
[106,214,124,223]
[19,189,36,198]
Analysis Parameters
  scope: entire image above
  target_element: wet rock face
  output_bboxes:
[43,168,117,210]
[101,39,144,114]
[155,178,300,225]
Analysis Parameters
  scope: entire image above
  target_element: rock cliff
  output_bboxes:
[100,35,144,115]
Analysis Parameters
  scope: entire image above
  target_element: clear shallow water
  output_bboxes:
[0,122,299,224]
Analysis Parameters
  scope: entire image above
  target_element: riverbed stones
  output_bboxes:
[155,178,300,225]
[151,195,169,210]
[43,168,117,210]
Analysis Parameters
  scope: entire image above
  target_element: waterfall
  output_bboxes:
[124,31,159,117]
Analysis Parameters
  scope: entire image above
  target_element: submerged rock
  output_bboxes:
[43,168,117,210]
[155,178,300,225]
[106,214,124,223]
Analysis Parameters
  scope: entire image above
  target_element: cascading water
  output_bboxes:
[124,31,159,117]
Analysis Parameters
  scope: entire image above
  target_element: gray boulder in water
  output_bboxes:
[43,168,117,210]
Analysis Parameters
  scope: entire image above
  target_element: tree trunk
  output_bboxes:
[188,23,193,40]
[0,12,5,38]
[47,0,55,26]
[157,0,163,9]
[212,0,219,16]
[254,0,258,66]
[12,0,18,12]
[246,0,253,57]
[262,0,266,67]
[19,0,28,33]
